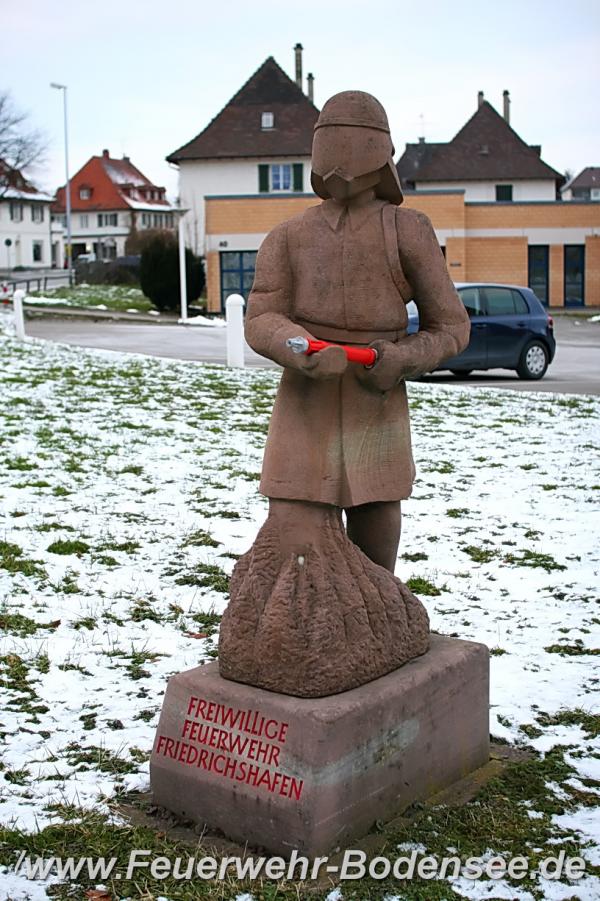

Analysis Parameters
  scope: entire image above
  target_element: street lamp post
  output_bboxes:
[50,82,72,283]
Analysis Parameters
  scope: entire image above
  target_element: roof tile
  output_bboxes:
[167,57,319,162]
[567,166,600,191]
[397,101,562,185]
[53,153,172,213]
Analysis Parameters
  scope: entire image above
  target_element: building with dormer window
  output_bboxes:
[396,92,563,202]
[52,150,176,262]
[167,45,318,285]
[0,160,61,269]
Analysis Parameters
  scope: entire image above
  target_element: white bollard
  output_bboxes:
[226,294,245,368]
[13,289,26,341]
[178,214,188,323]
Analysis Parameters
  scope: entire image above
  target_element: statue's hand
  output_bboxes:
[300,345,348,380]
[355,340,406,393]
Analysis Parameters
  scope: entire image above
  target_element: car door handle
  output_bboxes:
[473,323,487,329]
[516,321,527,327]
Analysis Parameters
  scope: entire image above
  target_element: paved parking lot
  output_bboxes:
[24,313,600,395]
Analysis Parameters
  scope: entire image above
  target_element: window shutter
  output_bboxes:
[258,164,269,193]
[293,163,304,192]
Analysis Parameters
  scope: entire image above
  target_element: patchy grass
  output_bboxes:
[536,708,600,739]
[47,538,90,556]
[0,611,59,637]
[0,748,597,901]
[182,528,221,548]
[172,563,230,592]
[0,540,46,579]
[406,576,446,596]
[461,544,497,563]
[545,641,599,657]
[503,548,567,572]
[1,314,599,898]
[27,284,156,313]
[446,507,470,518]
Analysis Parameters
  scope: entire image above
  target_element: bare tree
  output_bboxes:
[0,90,47,198]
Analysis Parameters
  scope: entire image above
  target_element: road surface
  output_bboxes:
[23,313,600,395]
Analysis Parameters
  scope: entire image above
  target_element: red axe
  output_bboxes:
[286,336,377,367]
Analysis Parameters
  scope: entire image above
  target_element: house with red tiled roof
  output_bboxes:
[167,45,318,274]
[396,92,563,202]
[0,160,62,269]
[52,150,176,262]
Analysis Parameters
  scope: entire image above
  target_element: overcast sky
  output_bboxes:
[4,0,599,199]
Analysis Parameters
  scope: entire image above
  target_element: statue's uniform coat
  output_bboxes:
[245,197,470,508]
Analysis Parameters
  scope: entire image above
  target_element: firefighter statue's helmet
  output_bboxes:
[311,90,403,205]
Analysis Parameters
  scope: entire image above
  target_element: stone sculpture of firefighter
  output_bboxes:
[218,91,470,697]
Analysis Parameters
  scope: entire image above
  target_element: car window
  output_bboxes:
[484,287,517,316]
[512,290,529,314]
[458,287,483,317]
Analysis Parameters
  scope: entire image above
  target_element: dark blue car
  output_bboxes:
[407,283,556,380]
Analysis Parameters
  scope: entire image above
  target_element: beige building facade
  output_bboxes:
[204,191,600,312]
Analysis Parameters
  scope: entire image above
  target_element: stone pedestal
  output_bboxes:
[150,635,489,857]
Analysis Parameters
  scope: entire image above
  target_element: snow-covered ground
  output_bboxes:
[0,311,598,900]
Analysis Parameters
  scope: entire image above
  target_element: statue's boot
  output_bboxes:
[218,499,429,697]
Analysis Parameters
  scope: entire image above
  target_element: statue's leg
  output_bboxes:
[345,500,401,573]
[219,495,428,696]
[266,497,342,560]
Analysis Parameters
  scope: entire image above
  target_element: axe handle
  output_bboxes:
[287,336,378,367]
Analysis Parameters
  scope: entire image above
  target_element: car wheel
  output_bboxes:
[517,341,548,380]
[450,370,473,377]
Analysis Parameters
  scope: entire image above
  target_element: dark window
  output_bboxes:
[98,213,118,227]
[528,245,549,305]
[293,163,304,192]
[220,250,258,310]
[32,241,43,262]
[564,245,585,307]
[458,287,483,317]
[258,164,269,193]
[484,286,519,315]
[495,184,513,202]
[512,290,529,314]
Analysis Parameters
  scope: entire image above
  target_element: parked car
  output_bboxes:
[406,283,556,379]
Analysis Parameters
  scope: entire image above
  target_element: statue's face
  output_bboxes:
[312,126,393,180]
[311,125,394,201]
[310,91,403,205]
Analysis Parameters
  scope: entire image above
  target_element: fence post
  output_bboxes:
[13,289,26,341]
[226,294,245,368]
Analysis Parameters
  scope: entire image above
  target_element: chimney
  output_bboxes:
[102,149,109,158]
[477,91,484,109]
[294,42,303,90]
[503,89,510,124]
[307,72,314,103]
